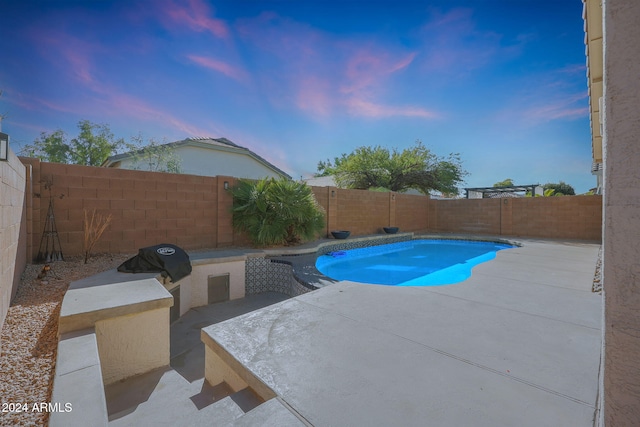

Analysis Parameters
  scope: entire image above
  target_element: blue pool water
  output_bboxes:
[315,239,514,286]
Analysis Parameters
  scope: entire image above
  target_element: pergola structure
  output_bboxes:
[464,184,543,199]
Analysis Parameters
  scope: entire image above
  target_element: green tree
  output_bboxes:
[71,120,125,166]
[22,129,69,163]
[316,153,349,177]
[543,181,575,196]
[493,178,514,187]
[21,120,125,166]
[231,178,325,247]
[316,141,466,195]
[127,134,182,173]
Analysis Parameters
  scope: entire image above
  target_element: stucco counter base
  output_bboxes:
[59,276,173,335]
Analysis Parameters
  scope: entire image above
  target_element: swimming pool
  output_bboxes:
[315,239,514,286]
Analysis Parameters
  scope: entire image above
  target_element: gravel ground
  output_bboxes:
[0,254,131,427]
[592,246,602,293]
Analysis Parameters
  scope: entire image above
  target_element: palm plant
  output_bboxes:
[231,178,325,246]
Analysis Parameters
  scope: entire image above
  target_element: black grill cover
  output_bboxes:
[117,243,192,282]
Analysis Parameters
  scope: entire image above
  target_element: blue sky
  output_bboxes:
[0,0,594,193]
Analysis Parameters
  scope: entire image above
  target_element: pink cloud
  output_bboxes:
[295,76,333,116]
[159,0,228,38]
[236,11,440,121]
[346,98,439,119]
[424,7,475,31]
[495,89,589,126]
[557,64,587,75]
[339,49,438,120]
[342,50,416,95]
[187,54,248,82]
[523,93,589,122]
[418,8,504,74]
[5,90,77,115]
[236,12,319,56]
[63,49,95,85]
[231,133,293,177]
[102,90,221,137]
[31,28,102,87]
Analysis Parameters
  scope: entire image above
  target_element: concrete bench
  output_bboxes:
[51,271,172,426]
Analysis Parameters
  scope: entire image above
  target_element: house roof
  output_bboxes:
[102,137,291,179]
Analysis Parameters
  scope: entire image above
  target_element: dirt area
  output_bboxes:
[0,254,131,427]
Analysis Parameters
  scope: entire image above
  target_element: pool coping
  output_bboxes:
[267,232,522,290]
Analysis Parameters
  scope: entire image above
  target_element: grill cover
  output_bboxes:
[117,243,192,282]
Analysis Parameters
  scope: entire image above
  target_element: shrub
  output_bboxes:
[231,178,325,246]
[83,208,112,263]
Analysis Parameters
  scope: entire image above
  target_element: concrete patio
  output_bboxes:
[107,238,601,426]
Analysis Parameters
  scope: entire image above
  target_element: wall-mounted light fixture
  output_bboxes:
[331,190,336,198]
[223,181,229,190]
[0,132,8,162]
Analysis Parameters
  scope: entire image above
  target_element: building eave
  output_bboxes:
[583,0,603,164]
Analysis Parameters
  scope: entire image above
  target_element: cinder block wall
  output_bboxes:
[311,186,430,237]
[511,196,602,240]
[1,147,27,351]
[394,193,430,232]
[429,199,501,235]
[20,159,236,259]
[16,158,602,262]
[429,196,602,240]
[335,188,391,235]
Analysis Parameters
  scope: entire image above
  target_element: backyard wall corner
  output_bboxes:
[0,146,27,351]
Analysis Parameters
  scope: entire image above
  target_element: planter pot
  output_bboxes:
[331,230,351,239]
[383,227,399,234]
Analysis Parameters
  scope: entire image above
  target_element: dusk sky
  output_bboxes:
[0,0,594,193]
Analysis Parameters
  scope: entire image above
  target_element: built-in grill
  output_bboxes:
[117,243,192,282]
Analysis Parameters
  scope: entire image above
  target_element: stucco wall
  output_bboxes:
[0,147,27,352]
[175,260,246,312]
[95,307,170,385]
[602,0,640,423]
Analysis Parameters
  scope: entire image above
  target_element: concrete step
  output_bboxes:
[188,395,245,426]
[107,370,256,426]
[228,398,309,427]
[188,384,266,426]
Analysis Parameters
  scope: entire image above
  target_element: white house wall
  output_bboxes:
[117,145,283,180]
